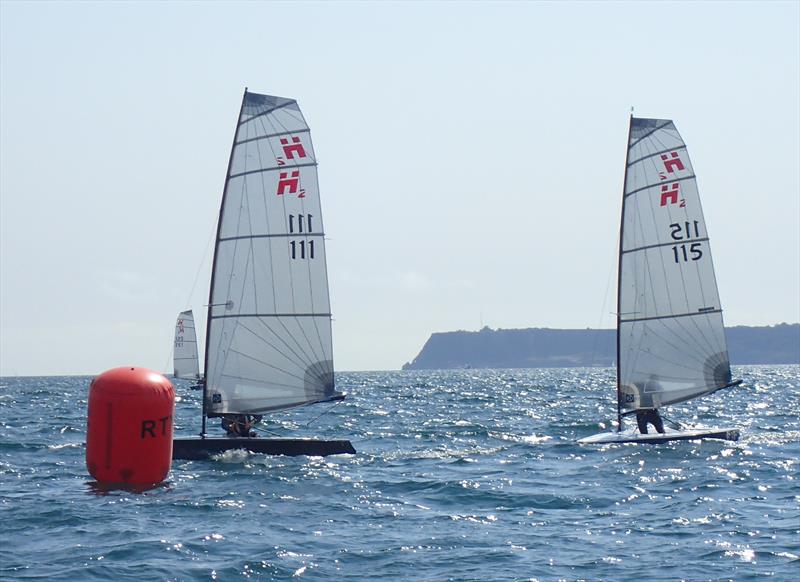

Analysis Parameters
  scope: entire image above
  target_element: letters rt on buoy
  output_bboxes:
[86,367,175,486]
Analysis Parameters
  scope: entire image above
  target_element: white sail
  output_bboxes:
[174,309,200,379]
[617,117,733,410]
[204,91,338,415]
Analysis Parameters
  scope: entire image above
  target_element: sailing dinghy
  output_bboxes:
[579,117,742,445]
[174,309,201,383]
[173,90,355,459]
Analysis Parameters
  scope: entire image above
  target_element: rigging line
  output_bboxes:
[252,424,285,437]
[680,258,721,357]
[654,313,720,366]
[623,343,703,375]
[253,316,318,373]
[680,174,721,358]
[293,310,325,369]
[210,184,249,382]
[268,106,328,364]
[638,322,712,368]
[301,140,330,368]
[217,371,308,391]
[310,166,334,365]
[275,315,323,372]
[250,126,284,336]
[251,130,278,283]
[300,213,328,367]
[304,398,344,428]
[238,319,313,374]
[185,217,218,309]
[668,214,720,360]
[252,108,328,370]
[258,104,303,137]
[646,169,680,322]
[591,232,617,368]
[255,114,302,354]
[224,348,311,384]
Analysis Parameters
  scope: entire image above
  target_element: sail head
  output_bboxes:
[204,91,336,416]
[618,117,732,410]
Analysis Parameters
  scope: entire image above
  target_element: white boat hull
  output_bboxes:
[578,426,740,445]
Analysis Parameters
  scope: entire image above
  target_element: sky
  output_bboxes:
[1,1,798,376]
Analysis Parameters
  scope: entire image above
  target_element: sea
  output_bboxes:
[0,366,798,581]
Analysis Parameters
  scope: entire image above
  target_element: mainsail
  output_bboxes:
[203,90,338,417]
[617,117,733,411]
[174,309,200,379]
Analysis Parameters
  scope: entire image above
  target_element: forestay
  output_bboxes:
[174,309,200,379]
[617,117,733,410]
[204,91,337,416]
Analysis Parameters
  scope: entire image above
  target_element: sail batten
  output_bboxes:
[625,175,697,198]
[620,309,722,323]
[204,90,335,417]
[627,145,689,167]
[617,117,732,411]
[229,161,317,180]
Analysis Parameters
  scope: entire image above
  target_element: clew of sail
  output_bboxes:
[174,309,201,379]
[617,118,734,410]
[204,91,338,416]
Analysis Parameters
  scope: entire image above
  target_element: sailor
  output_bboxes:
[221,414,259,438]
[636,408,665,434]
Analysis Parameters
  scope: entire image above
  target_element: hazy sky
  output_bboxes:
[1,1,798,376]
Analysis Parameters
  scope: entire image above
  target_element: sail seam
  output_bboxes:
[620,309,721,323]
[628,145,687,167]
[622,237,709,254]
[238,100,297,126]
[625,175,696,198]
[236,128,310,146]
[229,161,316,180]
[628,121,672,148]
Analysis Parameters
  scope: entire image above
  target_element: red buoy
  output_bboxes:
[86,367,175,486]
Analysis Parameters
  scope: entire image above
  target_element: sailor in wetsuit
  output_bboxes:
[221,415,261,438]
[636,408,665,434]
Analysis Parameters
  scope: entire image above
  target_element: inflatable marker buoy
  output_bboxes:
[86,367,174,486]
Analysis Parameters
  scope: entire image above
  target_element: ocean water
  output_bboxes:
[0,366,798,581]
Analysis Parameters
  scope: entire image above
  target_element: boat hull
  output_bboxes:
[173,437,356,460]
[578,426,740,445]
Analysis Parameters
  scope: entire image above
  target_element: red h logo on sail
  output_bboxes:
[660,183,680,206]
[280,137,307,160]
[277,171,301,196]
[660,151,685,173]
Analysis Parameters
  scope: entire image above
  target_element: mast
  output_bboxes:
[200,87,249,437]
[616,113,634,432]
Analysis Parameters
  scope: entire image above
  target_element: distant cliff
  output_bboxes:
[402,323,800,370]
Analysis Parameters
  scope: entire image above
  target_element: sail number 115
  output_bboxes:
[669,220,703,263]
[672,243,702,263]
